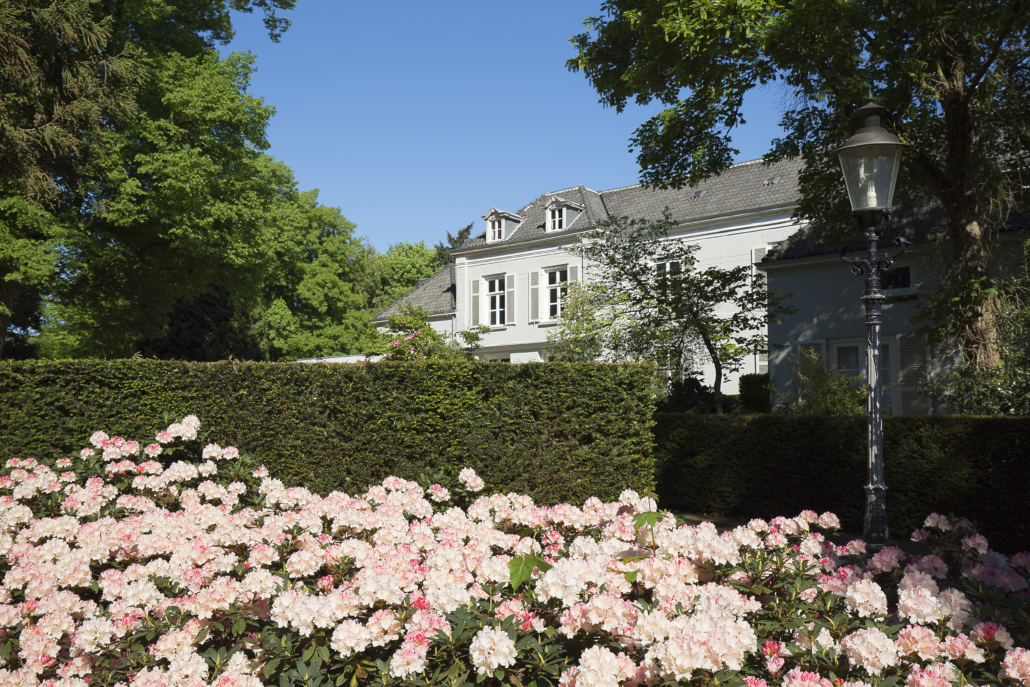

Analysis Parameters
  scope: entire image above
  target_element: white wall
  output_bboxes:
[457,208,800,393]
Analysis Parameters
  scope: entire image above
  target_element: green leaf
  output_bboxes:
[623,570,639,583]
[508,555,552,590]
[263,658,281,678]
[495,668,506,680]
[232,617,247,636]
[632,511,662,530]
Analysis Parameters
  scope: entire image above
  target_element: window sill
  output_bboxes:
[488,325,509,331]
[535,320,558,327]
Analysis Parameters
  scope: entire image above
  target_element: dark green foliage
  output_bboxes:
[137,286,264,361]
[653,413,1030,552]
[0,360,656,505]
[738,373,771,413]
[655,376,738,414]
[433,221,473,267]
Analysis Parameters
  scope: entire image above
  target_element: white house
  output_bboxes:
[374,157,805,394]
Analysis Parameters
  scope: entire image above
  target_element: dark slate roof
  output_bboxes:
[762,199,1030,264]
[373,264,456,321]
[602,157,803,223]
[458,157,803,250]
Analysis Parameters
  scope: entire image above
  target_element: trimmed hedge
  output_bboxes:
[654,413,1030,552]
[738,373,771,413]
[0,360,656,505]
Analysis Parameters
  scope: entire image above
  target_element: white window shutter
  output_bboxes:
[530,271,539,322]
[899,336,929,415]
[471,280,479,326]
[505,274,515,325]
[752,247,768,264]
[569,265,579,282]
[758,352,768,374]
[899,336,927,385]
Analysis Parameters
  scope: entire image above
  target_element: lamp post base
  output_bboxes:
[863,482,889,550]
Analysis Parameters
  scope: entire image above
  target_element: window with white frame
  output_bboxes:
[835,345,861,377]
[655,260,682,297]
[487,276,506,325]
[655,260,682,278]
[489,219,503,242]
[833,341,894,414]
[550,207,564,231]
[547,268,568,319]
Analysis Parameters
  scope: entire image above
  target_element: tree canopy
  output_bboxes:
[569,0,1030,366]
[433,222,473,267]
[551,214,795,406]
[0,0,434,362]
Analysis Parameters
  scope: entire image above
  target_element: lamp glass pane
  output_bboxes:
[837,144,903,212]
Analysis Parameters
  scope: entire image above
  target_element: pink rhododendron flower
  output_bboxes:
[1001,647,1030,686]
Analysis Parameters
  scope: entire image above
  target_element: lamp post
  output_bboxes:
[835,102,909,549]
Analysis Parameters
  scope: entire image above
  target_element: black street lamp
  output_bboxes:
[835,102,909,549]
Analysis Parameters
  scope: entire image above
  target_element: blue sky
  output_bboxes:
[223,1,786,252]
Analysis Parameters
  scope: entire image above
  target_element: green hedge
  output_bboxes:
[738,373,771,413]
[654,414,1030,552]
[0,360,656,505]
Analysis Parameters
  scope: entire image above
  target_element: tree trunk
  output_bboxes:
[0,280,17,360]
[933,38,1001,368]
[950,216,1000,367]
[700,331,724,413]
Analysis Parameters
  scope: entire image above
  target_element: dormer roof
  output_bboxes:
[544,196,585,211]
[482,208,524,222]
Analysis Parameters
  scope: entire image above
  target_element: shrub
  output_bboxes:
[0,415,1026,687]
[776,348,865,416]
[653,413,1030,552]
[655,376,738,414]
[0,359,656,505]
[738,373,771,413]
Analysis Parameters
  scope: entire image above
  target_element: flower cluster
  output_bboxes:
[0,416,1026,687]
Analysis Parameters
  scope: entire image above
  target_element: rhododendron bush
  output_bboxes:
[0,417,1028,687]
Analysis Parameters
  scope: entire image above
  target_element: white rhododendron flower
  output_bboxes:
[458,467,485,492]
[845,578,887,618]
[842,628,900,675]
[469,626,517,675]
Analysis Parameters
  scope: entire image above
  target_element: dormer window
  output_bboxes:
[550,207,564,231]
[482,208,523,244]
[544,196,584,232]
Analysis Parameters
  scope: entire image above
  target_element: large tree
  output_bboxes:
[254,189,377,360]
[2,0,299,358]
[0,0,141,201]
[0,0,143,358]
[569,0,1030,366]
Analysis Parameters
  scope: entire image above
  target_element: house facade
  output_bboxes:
[757,205,1028,414]
[374,157,805,394]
